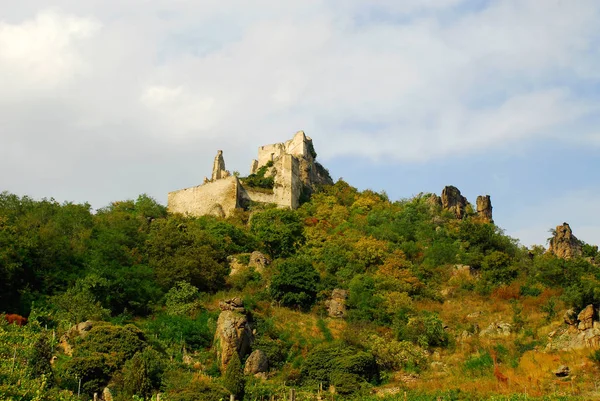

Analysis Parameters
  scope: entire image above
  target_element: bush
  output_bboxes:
[144,312,216,350]
[242,163,275,190]
[347,274,388,324]
[463,351,493,377]
[401,312,448,348]
[250,208,304,258]
[162,370,229,401]
[270,257,320,309]
[164,281,200,316]
[253,336,289,368]
[368,335,428,371]
[120,348,165,398]
[223,352,245,399]
[301,342,378,391]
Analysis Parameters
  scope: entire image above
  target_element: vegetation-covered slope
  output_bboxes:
[1,182,599,400]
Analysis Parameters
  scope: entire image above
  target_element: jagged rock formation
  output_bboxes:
[248,251,270,272]
[476,195,493,223]
[244,349,269,375]
[214,298,253,372]
[578,304,595,330]
[102,387,114,401]
[168,131,333,217]
[325,289,348,318]
[547,304,600,351]
[427,194,442,208]
[479,322,512,337]
[548,223,583,260]
[441,186,468,219]
[211,150,229,181]
[59,320,94,356]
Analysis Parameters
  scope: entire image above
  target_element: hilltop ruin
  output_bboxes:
[168,131,333,217]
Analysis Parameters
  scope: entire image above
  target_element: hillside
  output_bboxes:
[1,182,600,401]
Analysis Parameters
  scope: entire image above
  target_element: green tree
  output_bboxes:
[165,281,200,316]
[250,208,304,258]
[223,352,245,400]
[121,348,165,399]
[148,218,228,291]
[270,257,320,309]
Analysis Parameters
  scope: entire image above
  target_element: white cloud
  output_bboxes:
[0,10,100,95]
[0,1,599,209]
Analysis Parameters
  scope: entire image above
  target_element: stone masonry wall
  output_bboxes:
[168,176,241,217]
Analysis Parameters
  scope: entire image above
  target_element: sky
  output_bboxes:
[1,0,599,248]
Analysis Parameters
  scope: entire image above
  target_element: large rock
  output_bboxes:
[59,321,94,356]
[563,308,578,326]
[427,194,442,208]
[554,365,570,377]
[578,304,595,331]
[244,349,269,375]
[248,251,270,272]
[441,186,468,219]
[325,289,348,318]
[476,195,493,223]
[479,322,512,337]
[548,223,583,260]
[214,301,253,372]
[102,387,113,401]
[219,297,245,313]
[547,305,600,351]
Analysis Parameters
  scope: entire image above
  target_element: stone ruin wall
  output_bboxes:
[168,131,328,217]
[168,176,241,218]
[254,131,310,172]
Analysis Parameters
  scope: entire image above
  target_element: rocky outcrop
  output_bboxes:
[578,304,595,331]
[219,297,245,313]
[248,251,270,272]
[547,305,600,351]
[325,289,348,318]
[59,321,94,356]
[563,308,578,326]
[427,194,442,208]
[554,365,570,377]
[211,150,229,181]
[441,186,468,219]
[476,195,493,223]
[548,223,583,260]
[102,387,114,401]
[214,299,253,372]
[479,322,512,337]
[244,349,269,375]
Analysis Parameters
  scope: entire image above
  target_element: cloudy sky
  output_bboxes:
[1,0,599,247]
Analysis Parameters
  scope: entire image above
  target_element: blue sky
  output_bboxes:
[0,0,598,247]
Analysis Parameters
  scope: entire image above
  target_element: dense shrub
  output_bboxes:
[250,208,304,258]
[396,311,448,348]
[463,351,493,377]
[144,312,216,350]
[223,352,245,399]
[270,257,320,309]
[368,335,428,371]
[347,274,388,324]
[301,342,378,391]
[120,348,165,398]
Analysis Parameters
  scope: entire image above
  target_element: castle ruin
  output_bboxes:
[167,131,333,217]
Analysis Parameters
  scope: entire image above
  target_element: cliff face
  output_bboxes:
[548,222,583,260]
[476,195,493,223]
[441,186,468,219]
